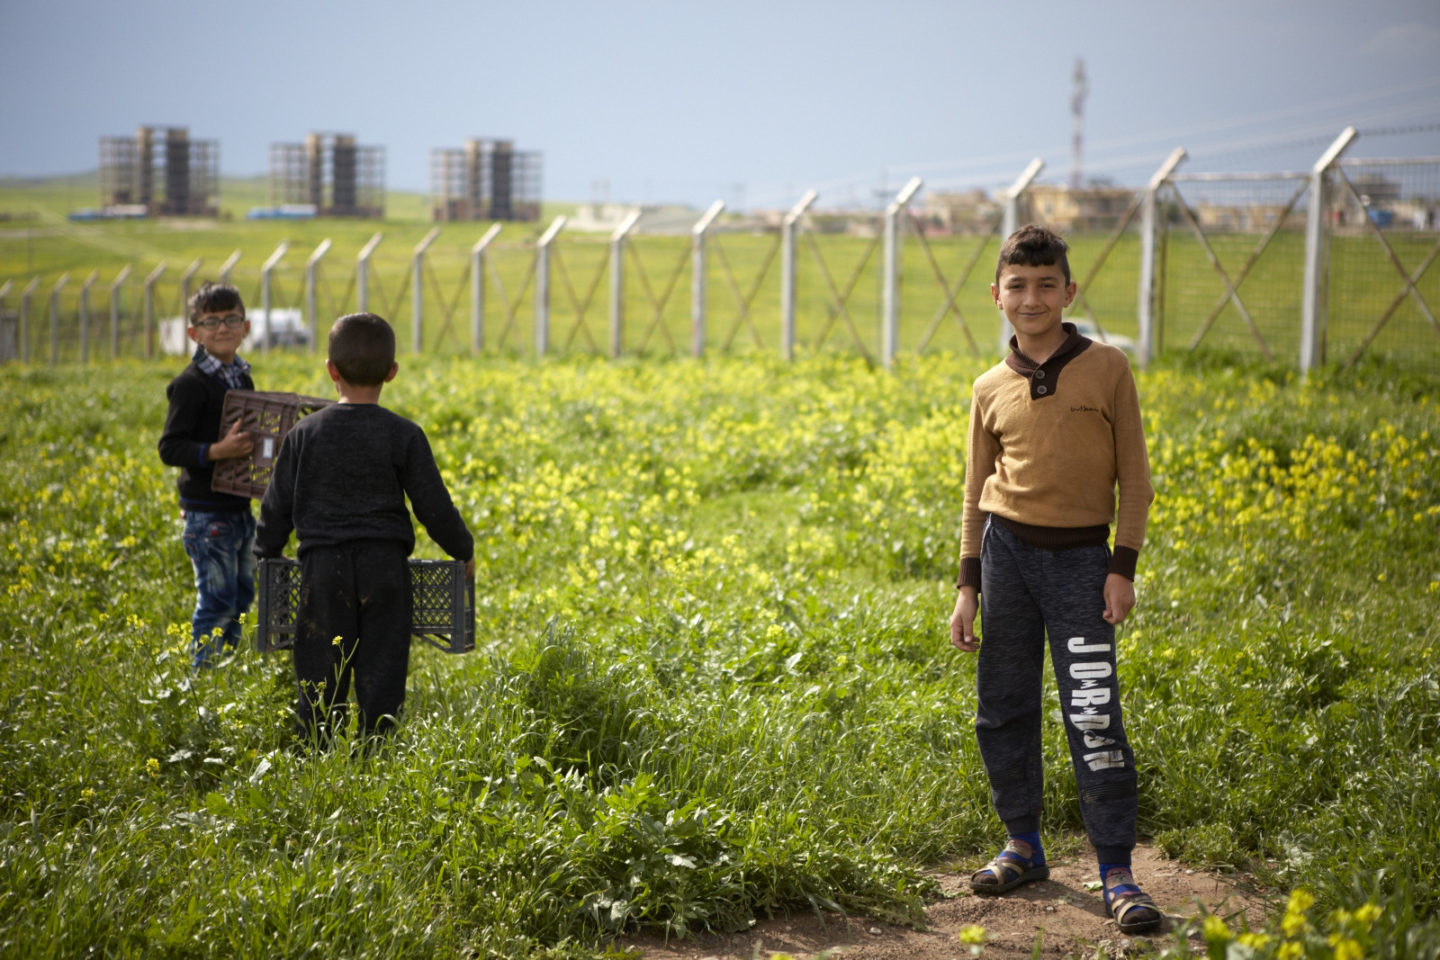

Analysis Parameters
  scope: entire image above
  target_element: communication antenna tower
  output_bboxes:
[1071,58,1087,191]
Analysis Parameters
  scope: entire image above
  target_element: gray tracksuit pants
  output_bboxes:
[976,517,1137,862]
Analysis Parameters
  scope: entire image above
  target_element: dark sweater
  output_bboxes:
[158,359,255,511]
[254,403,473,562]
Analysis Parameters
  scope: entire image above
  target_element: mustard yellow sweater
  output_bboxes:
[957,327,1154,590]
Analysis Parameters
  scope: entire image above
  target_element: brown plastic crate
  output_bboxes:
[255,557,475,655]
[211,390,331,499]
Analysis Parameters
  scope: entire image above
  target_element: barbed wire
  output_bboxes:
[1357,122,1440,138]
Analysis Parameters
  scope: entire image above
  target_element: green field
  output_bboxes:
[0,349,1437,958]
[4,177,1438,375]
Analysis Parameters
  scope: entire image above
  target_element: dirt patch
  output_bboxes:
[619,844,1270,959]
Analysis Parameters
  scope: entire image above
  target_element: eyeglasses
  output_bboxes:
[193,315,246,329]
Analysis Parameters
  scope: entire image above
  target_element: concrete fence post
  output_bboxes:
[19,277,40,363]
[0,281,9,363]
[412,228,440,353]
[998,159,1045,353]
[882,177,922,369]
[306,239,332,351]
[260,243,288,356]
[144,263,167,359]
[535,216,567,356]
[357,232,383,314]
[218,250,241,285]
[691,200,725,357]
[79,270,99,364]
[609,210,641,358]
[470,224,502,353]
[1300,127,1358,375]
[180,258,203,327]
[48,274,69,365]
[781,190,817,361]
[1137,148,1187,367]
[110,265,131,359]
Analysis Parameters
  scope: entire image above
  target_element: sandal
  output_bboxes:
[970,838,1049,895]
[1103,868,1163,934]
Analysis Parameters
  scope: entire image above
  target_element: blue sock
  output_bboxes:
[1099,862,1137,890]
[1008,831,1044,864]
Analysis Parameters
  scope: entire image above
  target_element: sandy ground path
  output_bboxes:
[620,844,1269,960]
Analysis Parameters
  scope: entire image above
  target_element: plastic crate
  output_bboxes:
[255,557,475,654]
[211,390,332,499]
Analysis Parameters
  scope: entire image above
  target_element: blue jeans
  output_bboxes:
[182,509,257,669]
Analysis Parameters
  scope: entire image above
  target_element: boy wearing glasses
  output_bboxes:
[159,282,258,670]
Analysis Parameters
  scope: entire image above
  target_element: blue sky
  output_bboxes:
[2,0,1437,210]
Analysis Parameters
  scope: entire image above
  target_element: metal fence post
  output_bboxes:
[306,238,332,352]
[218,250,241,285]
[691,201,725,357]
[1137,148,1187,367]
[1300,127,1358,375]
[412,227,439,353]
[48,274,69,365]
[260,243,288,356]
[470,224,502,353]
[609,210,641,358]
[781,190,818,361]
[535,216,567,356]
[144,263,166,359]
[999,159,1045,353]
[357,232,383,313]
[79,270,99,364]
[882,178,922,369]
[110,265,130,359]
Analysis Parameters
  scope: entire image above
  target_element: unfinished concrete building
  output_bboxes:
[269,133,385,218]
[98,126,219,216]
[430,139,542,222]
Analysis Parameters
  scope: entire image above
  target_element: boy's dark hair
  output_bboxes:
[328,313,396,386]
[187,282,245,325]
[995,223,1071,285]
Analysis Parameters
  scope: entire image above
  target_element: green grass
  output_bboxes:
[0,350,1437,958]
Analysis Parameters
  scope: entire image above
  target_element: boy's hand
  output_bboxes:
[950,587,980,653]
[1102,573,1136,625]
[208,419,254,460]
[465,557,475,580]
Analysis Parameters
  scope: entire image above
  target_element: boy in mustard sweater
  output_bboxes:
[949,224,1161,934]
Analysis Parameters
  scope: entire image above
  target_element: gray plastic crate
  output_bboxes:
[256,557,474,654]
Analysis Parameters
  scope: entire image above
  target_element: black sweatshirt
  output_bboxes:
[254,403,473,562]
[158,360,255,511]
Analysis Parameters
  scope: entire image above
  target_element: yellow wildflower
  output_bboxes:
[958,925,988,944]
[1329,935,1363,960]
[1353,902,1382,928]
[1203,914,1233,941]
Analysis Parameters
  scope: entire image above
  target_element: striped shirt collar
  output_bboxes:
[194,345,251,389]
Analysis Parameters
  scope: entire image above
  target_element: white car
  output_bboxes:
[159,308,311,356]
[1071,319,1137,354]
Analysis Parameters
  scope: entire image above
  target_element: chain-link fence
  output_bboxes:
[1326,157,1440,368]
[5,137,1438,377]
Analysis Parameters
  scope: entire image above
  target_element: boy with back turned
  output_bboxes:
[256,313,473,748]
[949,224,1161,934]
